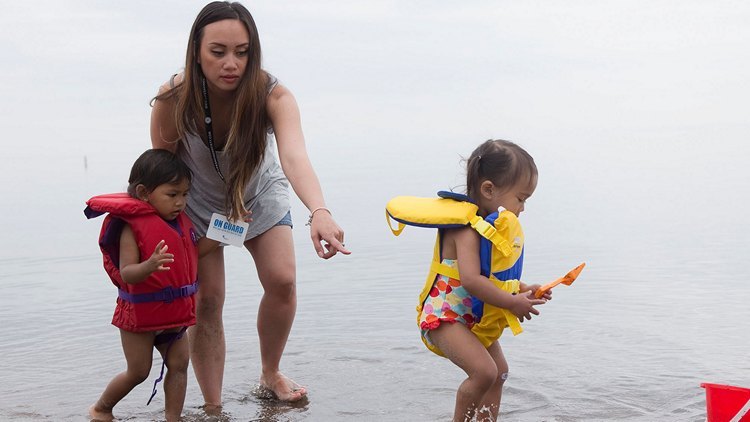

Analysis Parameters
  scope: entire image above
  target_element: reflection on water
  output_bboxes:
[178,392,309,422]
[1,121,749,422]
[3,134,747,422]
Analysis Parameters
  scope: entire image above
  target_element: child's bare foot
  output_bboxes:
[88,404,114,422]
[259,372,307,402]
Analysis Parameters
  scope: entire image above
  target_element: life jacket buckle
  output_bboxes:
[472,219,497,240]
[161,287,175,303]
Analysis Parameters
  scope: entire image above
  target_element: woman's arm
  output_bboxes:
[267,84,350,258]
[150,78,181,152]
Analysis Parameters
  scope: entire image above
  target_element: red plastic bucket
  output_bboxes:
[701,383,750,422]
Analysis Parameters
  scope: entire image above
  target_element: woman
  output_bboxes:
[150,1,349,409]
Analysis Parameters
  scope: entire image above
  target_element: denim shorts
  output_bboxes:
[274,210,293,229]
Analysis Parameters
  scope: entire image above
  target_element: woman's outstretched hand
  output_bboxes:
[309,211,351,259]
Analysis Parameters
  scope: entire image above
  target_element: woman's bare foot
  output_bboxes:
[259,372,307,402]
[88,404,114,422]
[201,403,222,416]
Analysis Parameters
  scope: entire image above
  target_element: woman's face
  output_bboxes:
[198,19,250,94]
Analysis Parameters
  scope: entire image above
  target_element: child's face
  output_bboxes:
[142,179,190,220]
[486,177,537,217]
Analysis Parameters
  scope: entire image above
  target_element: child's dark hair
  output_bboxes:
[127,149,192,197]
[466,139,537,201]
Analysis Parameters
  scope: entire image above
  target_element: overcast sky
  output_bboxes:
[1,1,748,224]
[3,0,748,143]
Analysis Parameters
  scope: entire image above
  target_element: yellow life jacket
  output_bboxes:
[386,191,525,356]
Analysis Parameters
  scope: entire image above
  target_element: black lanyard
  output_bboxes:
[200,76,226,182]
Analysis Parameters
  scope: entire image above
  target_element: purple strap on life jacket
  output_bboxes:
[147,326,188,406]
[118,281,198,304]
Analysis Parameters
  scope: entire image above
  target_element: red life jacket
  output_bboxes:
[85,193,198,332]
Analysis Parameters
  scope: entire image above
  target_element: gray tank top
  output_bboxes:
[176,75,290,240]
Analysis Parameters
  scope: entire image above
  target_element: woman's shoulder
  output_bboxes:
[150,73,184,150]
[156,72,185,96]
[266,82,299,118]
[267,80,292,101]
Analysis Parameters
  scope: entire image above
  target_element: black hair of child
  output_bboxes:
[127,149,192,197]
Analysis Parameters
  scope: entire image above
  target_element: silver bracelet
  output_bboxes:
[306,207,331,226]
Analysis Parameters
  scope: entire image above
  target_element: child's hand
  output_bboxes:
[146,240,174,272]
[525,283,552,300]
[508,291,547,321]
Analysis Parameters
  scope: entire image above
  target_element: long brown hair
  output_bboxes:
[155,1,269,221]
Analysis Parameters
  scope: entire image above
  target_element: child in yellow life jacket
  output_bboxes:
[387,139,550,422]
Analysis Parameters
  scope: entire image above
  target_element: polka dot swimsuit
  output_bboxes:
[419,259,478,347]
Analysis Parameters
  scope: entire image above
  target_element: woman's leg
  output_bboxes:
[476,341,508,421]
[244,225,306,401]
[429,323,498,422]
[158,331,190,422]
[89,330,155,421]
[189,247,226,410]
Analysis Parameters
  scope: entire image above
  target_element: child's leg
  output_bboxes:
[156,331,190,422]
[89,329,155,421]
[476,341,508,421]
[429,323,498,422]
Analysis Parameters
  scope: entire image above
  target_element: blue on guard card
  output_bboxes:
[205,213,249,247]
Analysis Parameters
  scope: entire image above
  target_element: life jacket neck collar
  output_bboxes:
[437,190,474,203]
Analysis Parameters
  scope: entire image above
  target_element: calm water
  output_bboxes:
[0,130,748,421]
[1,1,749,421]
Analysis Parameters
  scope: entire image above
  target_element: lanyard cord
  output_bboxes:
[200,76,226,182]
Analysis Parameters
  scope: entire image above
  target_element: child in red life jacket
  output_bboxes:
[85,149,216,422]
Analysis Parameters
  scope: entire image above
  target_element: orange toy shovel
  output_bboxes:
[535,262,586,298]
